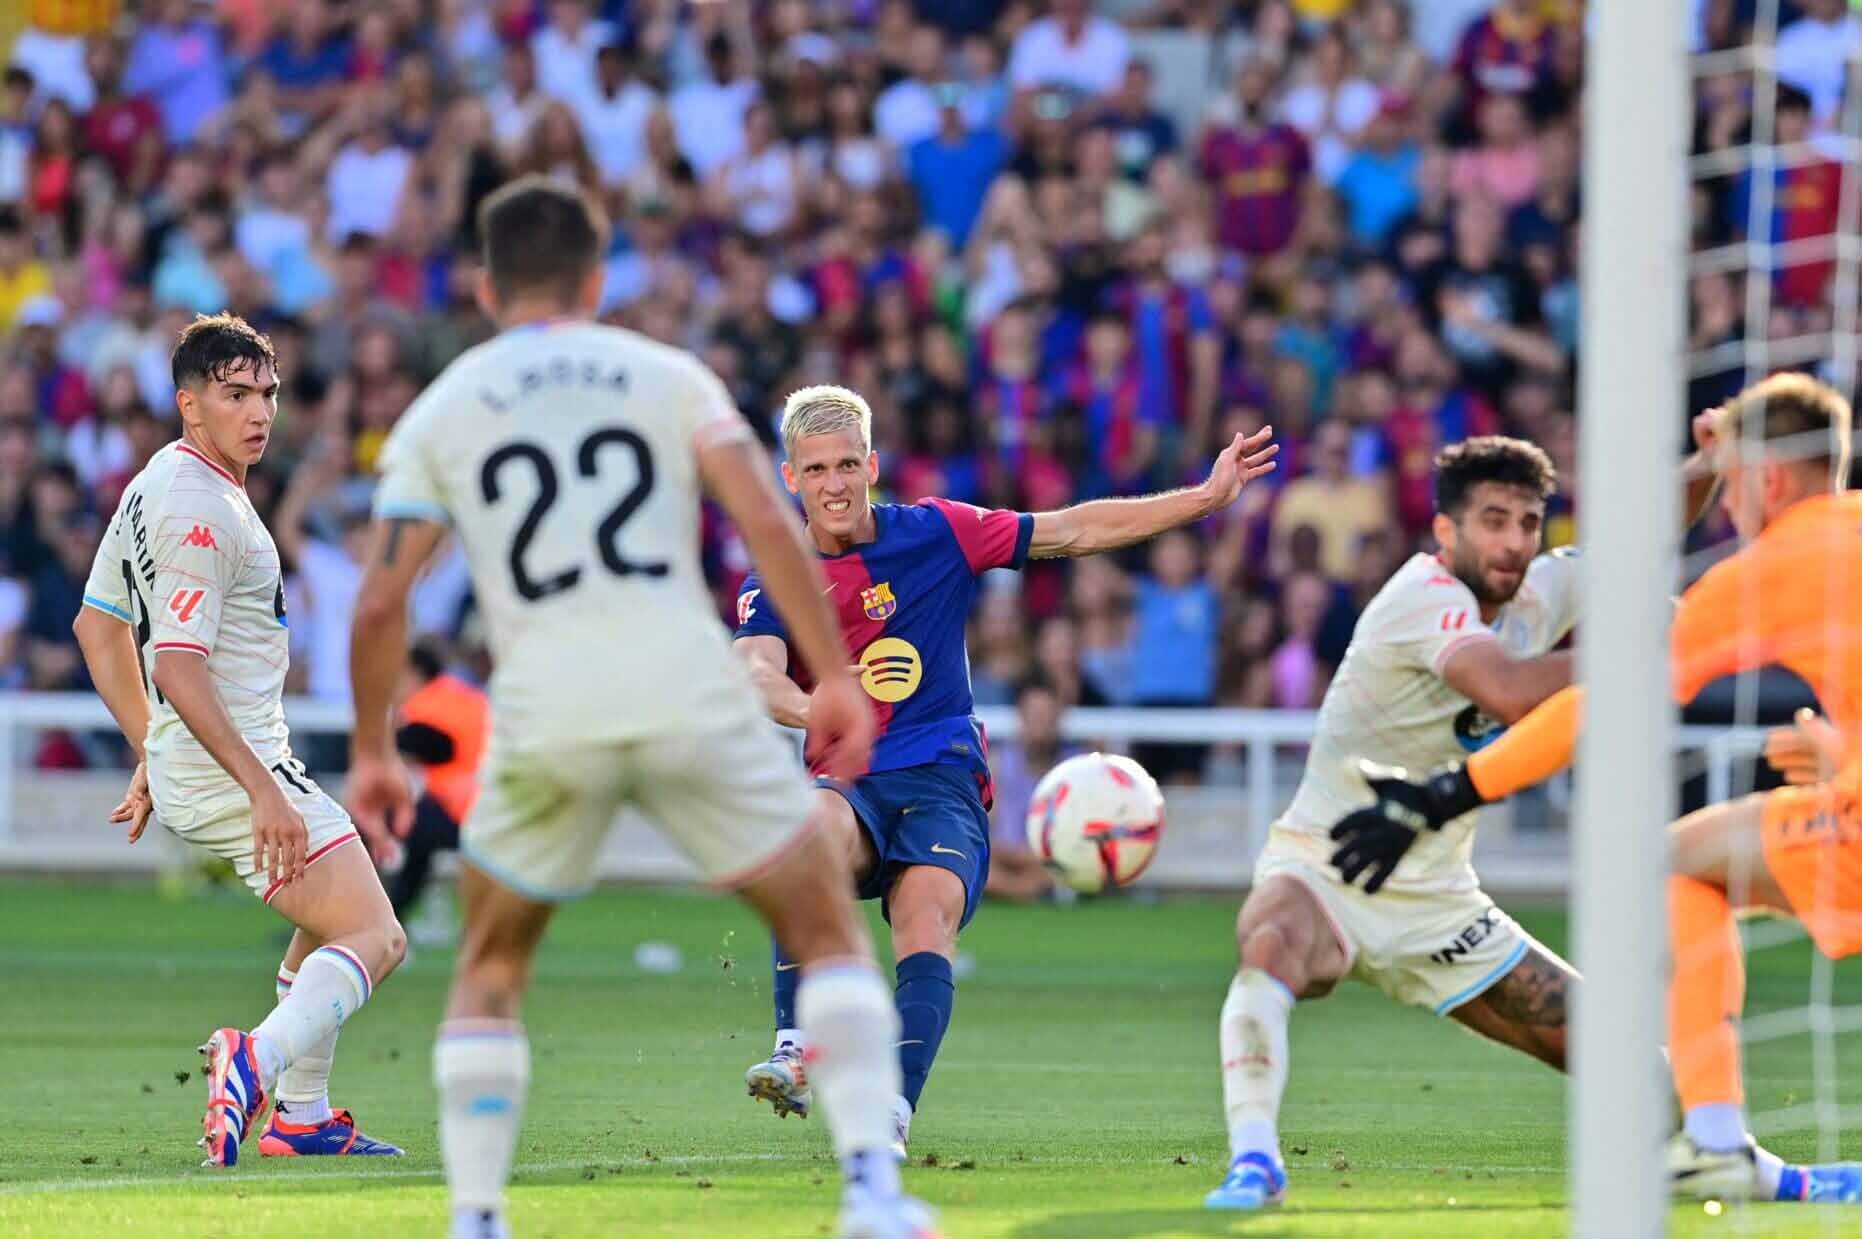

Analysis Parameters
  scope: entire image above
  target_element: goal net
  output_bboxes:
[1580,1,1862,1232]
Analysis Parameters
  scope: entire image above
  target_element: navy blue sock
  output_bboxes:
[772,942,800,1039]
[893,952,955,1111]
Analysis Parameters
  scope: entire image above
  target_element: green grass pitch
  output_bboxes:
[3,879,1860,1237]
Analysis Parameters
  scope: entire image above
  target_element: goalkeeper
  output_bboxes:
[1330,373,1862,1203]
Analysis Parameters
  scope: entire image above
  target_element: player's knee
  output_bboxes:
[378,917,408,979]
[1238,921,1306,993]
[888,868,963,959]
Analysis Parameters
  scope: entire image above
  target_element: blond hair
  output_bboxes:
[1714,372,1853,490]
[780,385,872,458]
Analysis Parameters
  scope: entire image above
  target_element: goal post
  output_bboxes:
[1573,1,1688,1234]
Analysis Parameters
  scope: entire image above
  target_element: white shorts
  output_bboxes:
[152,757,360,903]
[1253,827,1539,1015]
[461,721,815,902]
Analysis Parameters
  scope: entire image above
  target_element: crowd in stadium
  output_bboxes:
[0,0,1849,767]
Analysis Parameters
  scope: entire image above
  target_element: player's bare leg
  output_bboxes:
[202,842,406,1166]
[752,789,881,1119]
[743,821,944,1239]
[882,863,967,1159]
[1448,945,1573,1070]
[1661,797,1862,1202]
[1208,876,1351,1210]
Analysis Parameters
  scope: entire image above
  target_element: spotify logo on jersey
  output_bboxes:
[858,638,923,703]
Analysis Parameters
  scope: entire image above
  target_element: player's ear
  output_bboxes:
[1431,509,1457,554]
[474,269,500,322]
[174,383,197,429]
[780,460,799,495]
[866,451,879,484]
[576,266,603,317]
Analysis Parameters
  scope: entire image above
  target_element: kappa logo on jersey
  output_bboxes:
[168,588,207,626]
[1439,608,1470,632]
[860,582,897,621]
[183,524,218,550]
[857,636,922,703]
[737,589,760,626]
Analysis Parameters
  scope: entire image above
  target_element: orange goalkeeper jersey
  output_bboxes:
[1671,492,1862,754]
[1467,491,1862,804]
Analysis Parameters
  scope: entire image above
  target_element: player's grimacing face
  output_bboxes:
[782,428,877,538]
[1436,482,1543,607]
[180,361,280,468]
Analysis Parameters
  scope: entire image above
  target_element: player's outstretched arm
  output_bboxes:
[349,516,448,844]
[1025,426,1278,559]
[734,635,814,730]
[698,436,873,781]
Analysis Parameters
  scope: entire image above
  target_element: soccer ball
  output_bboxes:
[1025,753,1166,894]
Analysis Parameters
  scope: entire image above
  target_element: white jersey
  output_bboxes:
[82,441,291,793]
[373,321,763,752]
[1279,549,1581,892]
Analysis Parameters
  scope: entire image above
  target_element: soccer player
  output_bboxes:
[1329,374,1862,1204]
[345,177,936,1239]
[73,313,404,1167]
[1204,437,1581,1210]
[735,384,1279,1155]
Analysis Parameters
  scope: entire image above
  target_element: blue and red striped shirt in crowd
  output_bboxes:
[734,499,1034,782]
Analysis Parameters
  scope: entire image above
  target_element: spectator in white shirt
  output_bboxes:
[1776,0,1862,129]
[1008,0,1130,98]
[874,24,949,150]
[324,102,413,242]
[670,33,759,178]
[531,0,614,105]
[9,24,93,113]
[1277,29,1380,185]
[576,42,658,188]
[710,101,802,239]
[487,41,549,164]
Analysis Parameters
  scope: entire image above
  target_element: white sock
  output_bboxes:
[892,1094,913,1141]
[775,1027,803,1054]
[270,965,335,1125]
[1684,1102,1749,1154]
[251,946,372,1091]
[451,1207,510,1239]
[798,961,903,1200]
[435,1020,530,1215]
[1753,1143,1785,1198]
[1220,969,1293,1162]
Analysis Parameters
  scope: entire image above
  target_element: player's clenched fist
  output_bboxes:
[251,781,309,888]
[805,673,875,784]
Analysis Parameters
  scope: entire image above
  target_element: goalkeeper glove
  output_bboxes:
[1328,760,1485,894]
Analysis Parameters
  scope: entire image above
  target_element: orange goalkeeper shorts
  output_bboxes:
[1760,765,1862,959]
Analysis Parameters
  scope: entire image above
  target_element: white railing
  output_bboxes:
[0,693,1768,894]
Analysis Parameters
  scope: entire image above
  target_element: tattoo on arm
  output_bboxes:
[1481,948,1573,1029]
[381,519,412,566]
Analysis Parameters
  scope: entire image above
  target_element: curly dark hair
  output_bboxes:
[1433,435,1557,518]
[171,313,277,391]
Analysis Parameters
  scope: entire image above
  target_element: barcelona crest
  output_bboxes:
[861,582,897,621]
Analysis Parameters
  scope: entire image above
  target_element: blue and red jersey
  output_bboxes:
[734,499,1034,785]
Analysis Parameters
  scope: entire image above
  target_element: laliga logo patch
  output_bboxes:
[860,581,897,621]
[857,637,921,703]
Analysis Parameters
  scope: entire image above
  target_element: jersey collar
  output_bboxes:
[175,442,243,489]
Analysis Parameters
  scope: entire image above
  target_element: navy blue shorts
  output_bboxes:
[819,764,992,928]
